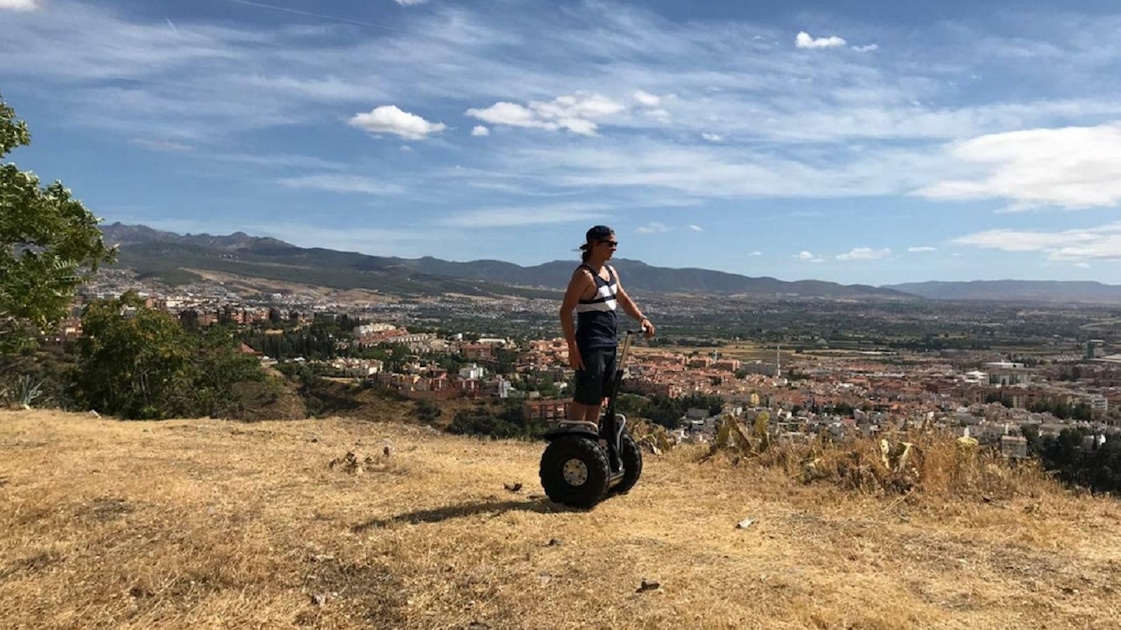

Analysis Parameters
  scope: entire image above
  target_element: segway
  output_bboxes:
[539,329,644,508]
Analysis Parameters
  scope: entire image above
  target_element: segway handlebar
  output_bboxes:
[617,323,651,368]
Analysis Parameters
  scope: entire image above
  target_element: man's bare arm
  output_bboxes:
[560,268,595,368]
[612,268,655,337]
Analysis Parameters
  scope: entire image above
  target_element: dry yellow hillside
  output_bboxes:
[2,409,1120,630]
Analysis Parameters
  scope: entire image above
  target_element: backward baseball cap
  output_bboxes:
[585,225,614,243]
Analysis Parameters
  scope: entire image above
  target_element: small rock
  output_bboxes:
[982,495,993,503]
[88,410,100,417]
[546,538,562,547]
[636,579,661,593]
[736,518,755,529]
[504,482,523,493]
[311,593,328,606]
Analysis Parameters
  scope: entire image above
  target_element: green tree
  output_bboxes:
[72,293,270,419]
[72,293,194,419]
[189,325,268,418]
[0,95,115,352]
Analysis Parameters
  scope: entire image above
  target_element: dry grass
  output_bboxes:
[2,410,1120,630]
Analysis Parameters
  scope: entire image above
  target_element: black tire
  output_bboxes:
[611,430,643,495]
[539,435,611,508]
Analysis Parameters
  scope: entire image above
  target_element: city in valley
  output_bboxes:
[61,267,1121,456]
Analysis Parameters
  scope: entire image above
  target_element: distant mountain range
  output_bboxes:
[882,280,1121,303]
[99,223,1121,303]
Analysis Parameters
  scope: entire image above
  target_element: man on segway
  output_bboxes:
[560,225,656,432]
[541,225,653,507]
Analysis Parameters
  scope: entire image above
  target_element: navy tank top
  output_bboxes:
[574,264,619,350]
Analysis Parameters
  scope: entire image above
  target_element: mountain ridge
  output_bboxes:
[100,223,1121,302]
[882,280,1121,303]
[100,223,908,299]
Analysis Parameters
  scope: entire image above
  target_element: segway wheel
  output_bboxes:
[611,430,643,495]
[539,435,611,508]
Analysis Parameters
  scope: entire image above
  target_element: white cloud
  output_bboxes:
[852,44,878,52]
[637,222,669,234]
[471,125,489,137]
[394,0,428,5]
[689,224,703,232]
[0,0,38,11]
[795,251,826,263]
[907,246,937,253]
[1075,262,1091,268]
[837,247,892,260]
[795,31,846,49]
[466,93,625,136]
[701,133,723,142]
[278,174,404,195]
[917,123,1121,209]
[953,222,1121,261]
[512,140,947,200]
[437,204,606,228]
[633,90,661,107]
[747,251,762,256]
[129,138,193,152]
[348,105,446,140]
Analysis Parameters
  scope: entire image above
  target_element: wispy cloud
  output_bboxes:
[129,138,193,152]
[747,251,762,256]
[436,204,607,228]
[348,105,446,140]
[0,0,38,11]
[837,247,892,260]
[953,222,1121,261]
[394,0,428,6]
[637,222,669,234]
[795,31,846,49]
[852,44,878,52]
[277,174,404,195]
[907,246,937,253]
[689,224,704,232]
[227,0,389,29]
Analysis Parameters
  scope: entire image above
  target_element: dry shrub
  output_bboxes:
[706,423,1053,501]
[629,419,677,454]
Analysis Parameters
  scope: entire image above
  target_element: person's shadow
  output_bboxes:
[351,497,578,532]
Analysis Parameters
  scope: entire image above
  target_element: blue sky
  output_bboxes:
[2,0,1121,286]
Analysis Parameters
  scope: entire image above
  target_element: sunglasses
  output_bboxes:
[599,240,619,247]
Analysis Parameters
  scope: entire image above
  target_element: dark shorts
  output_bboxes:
[573,345,617,405]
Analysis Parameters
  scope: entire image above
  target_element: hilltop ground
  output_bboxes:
[2,410,1120,630]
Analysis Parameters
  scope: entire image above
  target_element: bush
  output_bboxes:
[70,293,272,420]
